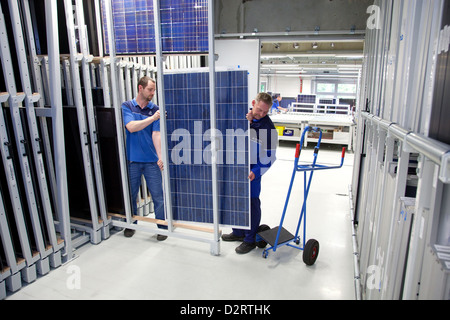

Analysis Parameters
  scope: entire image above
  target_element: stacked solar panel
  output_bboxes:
[102,0,208,54]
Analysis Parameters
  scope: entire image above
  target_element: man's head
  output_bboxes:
[251,93,273,120]
[138,76,156,102]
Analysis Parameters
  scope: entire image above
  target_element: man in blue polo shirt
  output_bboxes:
[122,76,167,240]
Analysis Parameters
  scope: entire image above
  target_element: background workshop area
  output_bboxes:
[0,0,449,301]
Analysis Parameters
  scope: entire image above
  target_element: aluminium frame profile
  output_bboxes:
[22,0,66,262]
[0,90,38,288]
[7,0,64,268]
[362,112,450,181]
[102,0,133,226]
[0,2,52,277]
[360,112,450,299]
[44,0,73,263]
[0,176,27,293]
[62,0,104,245]
[70,0,111,239]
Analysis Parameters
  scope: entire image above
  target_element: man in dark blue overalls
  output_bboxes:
[222,93,278,254]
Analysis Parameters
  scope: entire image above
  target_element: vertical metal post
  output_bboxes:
[0,2,50,274]
[73,0,109,237]
[7,0,62,258]
[153,0,174,232]
[94,0,104,58]
[208,0,220,256]
[63,0,101,243]
[21,0,59,225]
[103,0,132,224]
[207,0,221,254]
[45,0,73,262]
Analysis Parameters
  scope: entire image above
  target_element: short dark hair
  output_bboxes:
[138,76,156,91]
[255,92,273,105]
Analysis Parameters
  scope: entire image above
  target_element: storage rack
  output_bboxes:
[352,0,450,300]
[0,0,234,299]
[0,0,72,299]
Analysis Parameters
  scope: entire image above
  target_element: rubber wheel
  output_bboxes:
[256,224,270,248]
[303,239,319,266]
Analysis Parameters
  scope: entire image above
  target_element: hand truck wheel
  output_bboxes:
[303,239,319,266]
[256,224,270,248]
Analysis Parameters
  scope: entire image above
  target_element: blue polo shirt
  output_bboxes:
[122,99,160,163]
[271,100,280,113]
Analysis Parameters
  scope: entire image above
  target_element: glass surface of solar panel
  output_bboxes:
[102,0,208,54]
[164,69,250,227]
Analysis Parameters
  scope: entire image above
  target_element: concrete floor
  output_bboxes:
[6,141,356,300]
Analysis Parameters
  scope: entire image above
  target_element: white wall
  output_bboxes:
[261,75,312,97]
[215,39,260,101]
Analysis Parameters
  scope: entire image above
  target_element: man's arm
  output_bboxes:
[152,131,163,170]
[126,110,160,133]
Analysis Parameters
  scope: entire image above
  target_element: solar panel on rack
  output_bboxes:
[298,94,316,104]
[102,0,208,54]
[164,69,250,227]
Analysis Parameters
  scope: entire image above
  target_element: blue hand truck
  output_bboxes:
[256,126,346,265]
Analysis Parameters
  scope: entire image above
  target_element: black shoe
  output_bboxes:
[221,233,245,242]
[124,228,135,238]
[157,234,168,241]
[235,242,256,254]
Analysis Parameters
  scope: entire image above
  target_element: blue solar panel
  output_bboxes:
[102,0,208,54]
[164,69,250,227]
[297,94,316,104]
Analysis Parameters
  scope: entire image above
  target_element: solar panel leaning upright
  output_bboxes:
[164,69,250,228]
[61,0,109,244]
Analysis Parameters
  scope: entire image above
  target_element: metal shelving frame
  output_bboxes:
[62,0,109,244]
[0,1,53,277]
[7,0,64,270]
[352,0,450,300]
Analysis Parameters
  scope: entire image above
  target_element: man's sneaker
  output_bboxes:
[124,228,135,238]
[221,233,245,242]
[157,234,168,241]
[235,242,256,254]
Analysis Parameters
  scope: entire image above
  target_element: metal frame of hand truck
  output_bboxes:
[258,126,346,265]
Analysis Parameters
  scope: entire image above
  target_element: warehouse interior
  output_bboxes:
[0,0,449,301]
